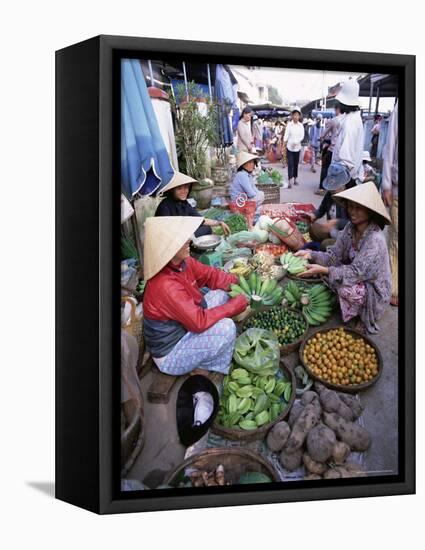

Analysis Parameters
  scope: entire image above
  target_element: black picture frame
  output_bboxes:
[55,35,415,514]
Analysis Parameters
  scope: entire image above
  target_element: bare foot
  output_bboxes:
[390,296,399,307]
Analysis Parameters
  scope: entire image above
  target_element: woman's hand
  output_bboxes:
[307,212,317,222]
[299,263,329,277]
[294,250,312,261]
[219,221,231,236]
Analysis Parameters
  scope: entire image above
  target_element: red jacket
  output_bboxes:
[143,257,247,334]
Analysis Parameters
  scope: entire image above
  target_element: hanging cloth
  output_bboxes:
[121,59,174,197]
[214,65,235,146]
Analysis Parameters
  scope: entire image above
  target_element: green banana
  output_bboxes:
[238,275,252,296]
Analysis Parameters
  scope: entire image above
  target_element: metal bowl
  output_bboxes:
[191,234,222,251]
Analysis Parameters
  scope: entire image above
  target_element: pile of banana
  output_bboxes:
[228,259,252,278]
[280,251,308,275]
[284,281,336,326]
[229,273,283,306]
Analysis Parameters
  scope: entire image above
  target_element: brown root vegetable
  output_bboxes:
[303,453,327,475]
[279,448,303,471]
[266,421,290,452]
[317,386,353,421]
[323,412,371,452]
[343,461,367,477]
[323,468,342,479]
[288,401,304,429]
[300,391,319,406]
[338,392,364,420]
[331,441,351,464]
[284,403,321,454]
[304,474,322,480]
[306,423,337,463]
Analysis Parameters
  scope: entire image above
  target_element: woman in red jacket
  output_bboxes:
[143,216,248,375]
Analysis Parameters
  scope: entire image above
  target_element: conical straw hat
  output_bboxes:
[143,216,203,280]
[335,79,360,107]
[237,151,260,170]
[333,181,391,226]
[159,171,198,195]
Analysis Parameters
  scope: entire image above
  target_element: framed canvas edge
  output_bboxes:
[90,36,415,514]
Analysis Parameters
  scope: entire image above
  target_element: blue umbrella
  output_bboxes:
[214,64,236,146]
[121,59,174,197]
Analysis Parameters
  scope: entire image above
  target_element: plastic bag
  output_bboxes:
[233,328,280,375]
[227,230,262,248]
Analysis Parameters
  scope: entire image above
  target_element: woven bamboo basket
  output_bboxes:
[212,359,296,442]
[256,183,280,205]
[164,447,280,487]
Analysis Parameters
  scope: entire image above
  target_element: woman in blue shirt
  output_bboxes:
[230,152,265,207]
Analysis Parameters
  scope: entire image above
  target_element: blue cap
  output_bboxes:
[323,162,351,190]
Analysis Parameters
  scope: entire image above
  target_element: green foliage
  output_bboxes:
[267,85,283,105]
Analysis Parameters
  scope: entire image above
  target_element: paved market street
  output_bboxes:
[129,161,399,487]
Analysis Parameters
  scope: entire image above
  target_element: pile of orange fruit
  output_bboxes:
[302,327,379,387]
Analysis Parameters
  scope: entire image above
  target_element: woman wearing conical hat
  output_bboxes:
[295,182,392,333]
[142,216,248,375]
[155,172,231,238]
[229,151,265,217]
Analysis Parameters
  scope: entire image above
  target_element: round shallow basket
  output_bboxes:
[240,306,309,356]
[256,183,280,204]
[212,359,296,443]
[164,447,280,487]
[299,325,383,394]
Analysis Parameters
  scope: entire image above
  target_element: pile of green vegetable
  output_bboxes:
[217,364,293,431]
[284,280,336,326]
[243,306,307,347]
[213,213,248,235]
[269,170,283,186]
[257,171,274,184]
[229,273,283,306]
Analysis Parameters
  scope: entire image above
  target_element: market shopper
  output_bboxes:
[317,104,342,195]
[328,80,364,189]
[296,182,392,334]
[230,152,265,216]
[309,114,322,173]
[155,171,231,237]
[237,106,255,153]
[370,114,382,159]
[143,217,248,375]
[283,106,304,187]
[381,100,399,306]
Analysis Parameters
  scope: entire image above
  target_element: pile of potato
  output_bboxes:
[266,382,371,479]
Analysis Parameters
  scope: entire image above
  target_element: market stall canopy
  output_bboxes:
[250,102,291,118]
[358,74,398,97]
[121,59,175,197]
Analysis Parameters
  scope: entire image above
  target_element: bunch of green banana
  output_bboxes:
[284,281,335,326]
[229,259,252,278]
[280,252,308,275]
[217,365,293,430]
[228,272,284,306]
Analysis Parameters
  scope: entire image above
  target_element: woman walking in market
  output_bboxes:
[283,106,304,187]
[309,113,323,173]
[327,79,364,188]
[237,106,255,153]
[316,103,342,195]
[155,171,231,237]
[295,181,392,334]
[143,217,248,376]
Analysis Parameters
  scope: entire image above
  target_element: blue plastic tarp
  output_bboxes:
[121,59,174,197]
